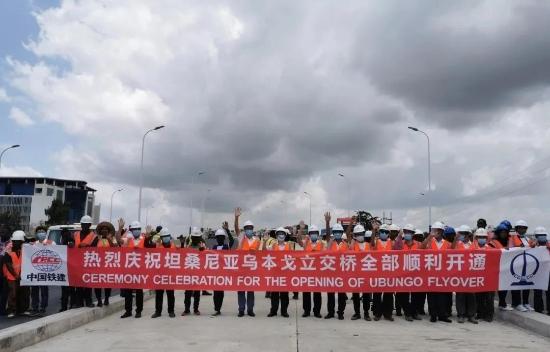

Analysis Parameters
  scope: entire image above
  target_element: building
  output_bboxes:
[0,177,99,232]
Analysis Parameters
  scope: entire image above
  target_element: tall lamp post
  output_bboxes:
[303,192,312,226]
[0,144,21,168]
[200,188,211,230]
[109,188,123,223]
[138,125,164,222]
[408,126,432,229]
[189,171,205,233]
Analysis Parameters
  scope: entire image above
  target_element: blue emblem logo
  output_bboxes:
[510,251,539,286]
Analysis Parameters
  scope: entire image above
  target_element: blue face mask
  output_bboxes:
[310,233,319,242]
[403,234,412,241]
[355,235,365,243]
[245,229,254,238]
[36,232,47,242]
[477,238,487,246]
[536,235,547,244]
[458,234,465,242]
[379,232,389,241]
[333,232,343,240]
[161,237,171,245]
[131,229,141,239]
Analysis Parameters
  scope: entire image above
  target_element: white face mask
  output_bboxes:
[355,235,365,243]
[277,234,286,242]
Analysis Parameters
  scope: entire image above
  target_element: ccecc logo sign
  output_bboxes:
[510,251,540,286]
[31,249,63,273]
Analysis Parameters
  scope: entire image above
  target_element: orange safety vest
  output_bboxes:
[455,241,473,250]
[272,242,291,251]
[488,239,504,249]
[156,242,176,249]
[305,240,324,252]
[74,231,96,247]
[352,242,371,251]
[3,252,21,281]
[96,238,113,248]
[329,241,349,252]
[241,237,260,251]
[430,238,450,251]
[403,241,419,251]
[510,235,530,248]
[376,239,393,251]
[126,236,145,249]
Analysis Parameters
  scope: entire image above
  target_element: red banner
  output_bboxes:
[67,248,501,292]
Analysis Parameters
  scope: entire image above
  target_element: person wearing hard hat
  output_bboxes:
[3,230,31,318]
[119,219,146,318]
[412,228,427,316]
[266,227,292,318]
[296,222,325,318]
[491,220,514,312]
[73,215,97,309]
[182,226,206,316]
[371,223,396,321]
[388,224,404,317]
[509,220,534,312]
[451,225,478,324]
[29,228,52,317]
[234,207,258,317]
[532,227,550,314]
[151,228,176,319]
[93,221,117,308]
[393,224,422,322]
[211,228,232,316]
[324,212,348,320]
[350,224,372,321]
[421,221,452,323]
[59,228,76,312]
[471,228,496,322]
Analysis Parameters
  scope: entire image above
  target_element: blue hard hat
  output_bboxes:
[443,226,456,236]
[495,223,510,233]
[499,220,512,231]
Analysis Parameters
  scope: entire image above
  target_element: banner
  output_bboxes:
[498,247,550,291]
[21,244,69,286]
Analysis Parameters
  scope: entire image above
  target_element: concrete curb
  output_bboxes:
[495,307,550,338]
[0,290,154,352]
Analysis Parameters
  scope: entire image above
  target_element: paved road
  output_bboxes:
[18,292,550,352]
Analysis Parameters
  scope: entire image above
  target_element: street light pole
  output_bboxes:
[146,205,154,227]
[0,144,21,169]
[201,189,211,230]
[408,126,432,229]
[189,171,205,233]
[303,192,312,225]
[138,125,164,222]
[338,173,351,218]
[109,188,123,223]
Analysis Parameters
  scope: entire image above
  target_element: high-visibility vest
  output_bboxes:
[329,241,349,252]
[403,241,419,250]
[96,238,113,248]
[156,242,176,249]
[42,239,54,245]
[429,239,450,250]
[3,252,21,281]
[126,236,145,249]
[74,231,96,247]
[510,235,531,248]
[376,239,393,251]
[489,239,504,249]
[305,240,324,252]
[272,242,291,251]
[353,242,370,251]
[241,237,260,251]
[455,241,473,250]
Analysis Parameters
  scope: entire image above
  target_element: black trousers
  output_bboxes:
[428,292,450,319]
[75,287,92,306]
[534,275,550,313]
[270,291,289,314]
[352,293,371,316]
[0,278,8,314]
[61,286,76,310]
[475,292,494,320]
[303,292,322,315]
[184,290,200,311]
[414,292,427,314]
[94,288,111,302]
[372,293,393,318]
[213,291,224,312]
[123,289,143,314]
[327,292,347,315]
[155,290,175,314]
[31,286,48,311]
[511,290,530,307]
[395,292,419,317]
[498,290,509,307]
[456,293,476,318]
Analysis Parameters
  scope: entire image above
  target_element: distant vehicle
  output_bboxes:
[46,224,97,244]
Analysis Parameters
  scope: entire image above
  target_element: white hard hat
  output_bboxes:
[431,221,445,230]
[415,229,424,235]
[515,220,528,228]
[309,225,319,233]
[364,230,373,238]
[129,221,141,230]
[474,228,488,238]
[534,226,547,235]
[379,224,389,231]
[332,223,344,232]
[191,227,202,237]
[11,230,25,241]
[389,224,400,231]
[243,220,254,228]
[275,227,287,234]
[159,228,171,237]
[215,228,228,238]
[80,215,92,224]
[457,225,472,233]
[403,224,415,232]
[353,224,365,234]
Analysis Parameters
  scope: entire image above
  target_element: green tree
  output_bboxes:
[0,211,21,242]
[45,199,70,225]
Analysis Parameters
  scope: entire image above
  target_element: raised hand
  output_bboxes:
[324,212,331,223]
[222,221,229,229]
[117,218,125,231]
[234,207,242,218]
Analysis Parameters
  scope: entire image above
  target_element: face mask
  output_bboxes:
[477,238,487,246]
[333,232,343,240]
[162,237,171,245]
[309,233,319,242]
[216,236,225,245]
[536,235,547,244]
[458,234,465,242]
[131,229,141,239]
[245,229,254,238]
[36,232,46,241]
[379,232,389,241]
[277,234,286,242]
[355,235,365,243]
[403,234,412,241]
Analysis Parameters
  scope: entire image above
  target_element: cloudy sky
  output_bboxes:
[2,0,550,233]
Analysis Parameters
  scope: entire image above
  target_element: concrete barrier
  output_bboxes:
[495,307,550,338]
[0,291,153,352]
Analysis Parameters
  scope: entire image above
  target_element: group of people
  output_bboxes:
[1,211,549,325]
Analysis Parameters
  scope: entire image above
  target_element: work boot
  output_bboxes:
[396,309,402,317]
[302,312,310,318]
[120,312,132,319]
[439,317,452,323]
[373,316,381,321]
[169,312,176,318]
[405,315,414,322]
[267,311,277,317]
[212,311,221,317]
[181,310,190,316]
[96,301,103,308]
[314,312,322,318]
[194,310,200,315]
[413,315,422,321]
[104,298,110,306]
[282,312,290,318]
[151,312,161,318]
[384,316,394,322]
[338,313,344,320]
[364,314,371,321]
[430,316,437,323]
[324,313,334,319]
[468,317,478,324]
[135,312,142,318]
[457,317,465,323]
[351,313,361,320]
[247,311,255,317]
[238,311,245,317]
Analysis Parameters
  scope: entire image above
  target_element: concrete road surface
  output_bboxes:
[20,292,549,352]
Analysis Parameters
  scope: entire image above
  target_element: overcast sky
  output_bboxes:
[2,0,550,233]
